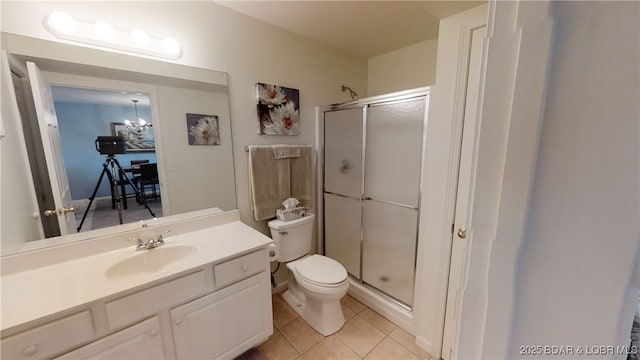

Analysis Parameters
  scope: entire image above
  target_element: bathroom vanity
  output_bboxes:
[0,210,274,359]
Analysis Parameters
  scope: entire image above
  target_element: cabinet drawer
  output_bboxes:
[1,311,94,360]
[214,249,267,288]
[106,270,207,330]
[56,317,165,359]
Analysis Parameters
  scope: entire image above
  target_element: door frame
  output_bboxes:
[0,51,45,250]
[454,1,555,358]
[6,54,62,238]
[412,4,488,358]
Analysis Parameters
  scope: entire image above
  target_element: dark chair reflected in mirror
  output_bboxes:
[139,163,160,201]
[130,159,149,203]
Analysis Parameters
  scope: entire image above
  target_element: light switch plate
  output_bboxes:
[168,160,179,171]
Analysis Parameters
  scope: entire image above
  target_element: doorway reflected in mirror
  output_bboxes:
[52,86,162,232]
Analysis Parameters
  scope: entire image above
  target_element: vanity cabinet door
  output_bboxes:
[171,272,272,360]
[55,317,165,359]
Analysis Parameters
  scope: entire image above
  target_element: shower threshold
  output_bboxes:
[347,277,415,334]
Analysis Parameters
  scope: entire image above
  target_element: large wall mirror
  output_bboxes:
[1,32,237,256]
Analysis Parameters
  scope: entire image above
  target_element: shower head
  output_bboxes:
[341,85,359,101]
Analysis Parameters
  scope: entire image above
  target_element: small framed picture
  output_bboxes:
[186,113,220,145]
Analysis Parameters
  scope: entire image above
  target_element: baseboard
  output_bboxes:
[271,280,288,295]
[415,335,433,356]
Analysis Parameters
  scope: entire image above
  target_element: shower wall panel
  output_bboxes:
[324,193,361,278]
[365,99,424,207]
[323,107,364,278]
[362,201,418,306]
[323,108,363,197]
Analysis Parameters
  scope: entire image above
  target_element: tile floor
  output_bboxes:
[258,293,432,360]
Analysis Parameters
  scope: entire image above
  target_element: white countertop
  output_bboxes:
[1,219,272,333]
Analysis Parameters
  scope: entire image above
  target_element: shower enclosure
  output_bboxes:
[318,88,429,310]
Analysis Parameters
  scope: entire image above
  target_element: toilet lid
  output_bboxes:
[295,255,347,285]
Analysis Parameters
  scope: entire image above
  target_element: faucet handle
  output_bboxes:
[127,237,146,251]
[156,230,170,246]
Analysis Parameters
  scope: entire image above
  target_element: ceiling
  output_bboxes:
[51,86,151,107]
[215,1,484,59]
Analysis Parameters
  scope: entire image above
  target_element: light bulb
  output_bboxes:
[138,119,147,126]
[131,30,150,47]
[124,119,131,126]
[47,11,76,34]
[94,21,116,41]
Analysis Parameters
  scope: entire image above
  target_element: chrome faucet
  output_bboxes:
[129,234,165,251]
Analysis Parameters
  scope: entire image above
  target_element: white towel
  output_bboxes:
[272,144,302,159]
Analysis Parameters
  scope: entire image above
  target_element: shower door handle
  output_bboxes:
[338,159,351,173]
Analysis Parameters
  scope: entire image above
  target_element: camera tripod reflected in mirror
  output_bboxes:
[76,137,157,232]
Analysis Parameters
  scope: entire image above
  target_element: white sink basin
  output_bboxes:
[106,245,198,278]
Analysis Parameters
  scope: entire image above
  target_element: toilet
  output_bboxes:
[268,213,349,336]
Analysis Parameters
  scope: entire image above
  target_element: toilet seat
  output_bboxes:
[294,255,347,287]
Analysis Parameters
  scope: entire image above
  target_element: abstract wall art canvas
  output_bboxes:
[186,113,220,145]
[256,82,300,135]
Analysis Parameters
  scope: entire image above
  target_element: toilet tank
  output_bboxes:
[268,213,315,262]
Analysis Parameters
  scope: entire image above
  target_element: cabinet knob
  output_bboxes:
[149,329,158,337]
[174,318,183,325]
[23,345,38,356]
[241,265,249,272]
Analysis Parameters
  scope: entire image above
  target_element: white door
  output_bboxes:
[0,51,44,252]
[26,62,76,235]
[441,26,487,359]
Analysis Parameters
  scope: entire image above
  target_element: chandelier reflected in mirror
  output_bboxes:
[123,99,152,132]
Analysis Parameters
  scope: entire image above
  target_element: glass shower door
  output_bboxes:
[362,98,425,306]
[323,107,363,278]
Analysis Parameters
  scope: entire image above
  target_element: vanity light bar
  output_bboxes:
[43,11,182,60]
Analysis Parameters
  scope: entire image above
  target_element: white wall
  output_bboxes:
[155,85,236,214]
[509,1,639,356]
[367,39,437,96]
